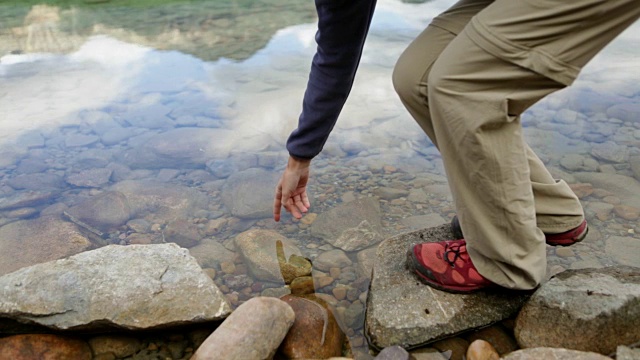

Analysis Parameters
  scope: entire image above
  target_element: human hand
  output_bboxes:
[274,156,311,222]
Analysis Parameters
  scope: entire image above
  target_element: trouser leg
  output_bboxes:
[393,1,586,236]
[426,0,640,289]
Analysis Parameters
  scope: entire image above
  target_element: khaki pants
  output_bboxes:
[393,0,640,289]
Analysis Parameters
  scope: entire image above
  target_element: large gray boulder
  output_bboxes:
[365,224,530,350]
[515,266,640,355]
[502,348,612,360]
[0,216,92,276]
[310,197,385,252]
[0,244,231,331]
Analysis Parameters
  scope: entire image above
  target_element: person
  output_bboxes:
[273,0,640,293]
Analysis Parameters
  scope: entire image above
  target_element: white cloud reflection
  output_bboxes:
[0,0,638,159]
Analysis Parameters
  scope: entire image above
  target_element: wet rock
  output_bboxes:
[630,155,640,181]
[88,335,142,358]
[591,141,629,163]
[617,345,640,360]
[606,102,640,123]
[432,337,469,360]
[164,219,201,248]
[574,173,640,208]
[356,246,378,278]
[613,205,640,220]
[568,183,594,199]
[221,168,280,219]
[189,239,235,269]
[65,133,100,148]
[374,187,409,200]
[4,207,38,219]
[515,266,640,355]
[314,249,353,272]
[15,158,49,174]
[365,224,530,349]
[330,219,384,252]
[0,334,92,360]
[410,347,449,359]
[501,347,612,360]
[7,173,65,191]
[604,236,640,267]
[192,297,294,360]
[276,239,312,284]
[0,244,230,330]
[66,168,113,188]
[122,128,235,169]
[311,197,385,250]
[111,180,208,219]
[234,229,304,283]
[466,325,518,356]
[0,191,54,211]
[344,300,365,329]
[278,294,345,359]
[375,345,411,360]
[123,103,173,129]
[587,202,614,221]
[559,154,599,172]
[401,213,446,230]
[0,215,92,276]
[290,276,315,295]
[65,191,132,232]
[466,340,499,360]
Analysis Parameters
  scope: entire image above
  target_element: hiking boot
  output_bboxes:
[407,239,495,293]
[450,216,588,246]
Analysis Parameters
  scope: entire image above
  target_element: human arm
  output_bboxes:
[274,0,377,221]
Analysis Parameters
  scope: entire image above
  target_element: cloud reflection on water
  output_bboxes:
[0,0,638,160]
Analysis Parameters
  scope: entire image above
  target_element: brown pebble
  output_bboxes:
[332,286,348,301]
[603,196,621,205]
[569,183,594,199]
[220,261,236,274]
[466,339,499,360]
[329,267,341,278]
[203,268,216,280]
[614,205,640,220]
[300,213,318,225]
[315,276,334,288]
[148,343,158,351]
[555,247,574,258]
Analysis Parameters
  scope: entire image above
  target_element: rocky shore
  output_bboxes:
[1,1,639,359]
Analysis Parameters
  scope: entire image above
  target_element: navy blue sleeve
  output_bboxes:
[286,0,377,159]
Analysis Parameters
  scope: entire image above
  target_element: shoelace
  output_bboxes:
[443,242,466,268]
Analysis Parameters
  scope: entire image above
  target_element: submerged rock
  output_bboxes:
[0,244,231,331]
[110,180,208,220]
[515,266,640,355]
[192,297,294,360]
[234,229,305,283]
[0,215,92,276]
[501,347,612,360]
[221,168,280,219]
[311,197,385,251]
[0,334,92,360]
[65,191,132,232]
[365,224,530,350]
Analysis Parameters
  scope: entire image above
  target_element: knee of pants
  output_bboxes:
[392,53,428,107]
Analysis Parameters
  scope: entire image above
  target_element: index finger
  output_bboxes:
[273,186,283,222]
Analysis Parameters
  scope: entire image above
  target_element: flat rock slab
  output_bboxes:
[0,244,231,331]
[365,224,530,350]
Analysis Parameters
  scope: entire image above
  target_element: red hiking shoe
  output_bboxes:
[407,239,495,293]
[451,216,588,246]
